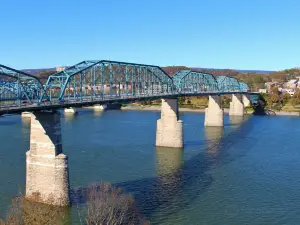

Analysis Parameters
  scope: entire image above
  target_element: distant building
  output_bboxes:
[282,88,295,96]
[56,67,66,72]
[259,89,267,93]
[265,82,280,91]
[286,79,299,89]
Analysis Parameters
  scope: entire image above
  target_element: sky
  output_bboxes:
[1,0,300,71]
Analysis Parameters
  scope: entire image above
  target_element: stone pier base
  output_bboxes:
[204,95,224,127]
[64,107,77,114]
[156,98,183,148]
[93,104,107,110]
[25,112,70,206]
[229,94,244,116]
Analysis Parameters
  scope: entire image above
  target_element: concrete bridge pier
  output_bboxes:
[64,107,77,114]
[26,111,70,206]
[21,112,32,118]
[243,94,251,107]
[156,98,183,148]
[93,104,107,110]
[229,94,244,116]
[204,95,224,127]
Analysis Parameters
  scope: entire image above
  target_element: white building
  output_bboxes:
[258,89,267,93]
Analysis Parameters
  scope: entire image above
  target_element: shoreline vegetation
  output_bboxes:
[0,183,149,225]
[121,104,300,116]
[120,94,300,116]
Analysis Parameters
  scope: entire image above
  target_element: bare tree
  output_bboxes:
[85,182,149,225]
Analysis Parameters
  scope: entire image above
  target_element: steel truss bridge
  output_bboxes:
[0,60,253,115]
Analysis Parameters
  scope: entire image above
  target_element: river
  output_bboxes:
[0,109,299,224]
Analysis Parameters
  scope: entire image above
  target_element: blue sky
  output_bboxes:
[1,0,299,70]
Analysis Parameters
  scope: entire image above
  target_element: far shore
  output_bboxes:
[121,105,300,116]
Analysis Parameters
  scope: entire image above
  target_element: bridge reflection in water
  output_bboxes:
[156,147,183,176]
[205,127,224,157]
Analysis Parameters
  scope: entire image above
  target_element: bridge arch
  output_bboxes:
[172,70,219,93]
[0,64,46,104]
[40,60,175,103]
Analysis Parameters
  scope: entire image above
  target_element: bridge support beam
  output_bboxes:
[156,98,183,148]
[229,94,244,116]
[26,111,70,206]
[64,107,77,114]
[243,94,251,107]
[204,95,224,127]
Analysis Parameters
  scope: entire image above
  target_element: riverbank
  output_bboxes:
[121,105,300,116]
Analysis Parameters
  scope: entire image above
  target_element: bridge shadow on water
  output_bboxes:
[70,115,256,222]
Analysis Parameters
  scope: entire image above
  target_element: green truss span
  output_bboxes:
[172,70,249,93]
[0,64,46,105]
[0,61,250,106]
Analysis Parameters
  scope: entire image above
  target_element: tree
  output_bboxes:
[281,92,291,105]
[291,89,300,105]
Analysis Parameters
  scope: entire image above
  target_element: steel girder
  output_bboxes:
[172,70,219,93]
[0,64,46,104]
[40,60,176,103]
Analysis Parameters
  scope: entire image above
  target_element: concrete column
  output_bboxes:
[204,95,224,127]
[229,94,244,116]
[26,111,70,206]
[156,98,183,148]
[243,94,251,107]
[64,107,77,114]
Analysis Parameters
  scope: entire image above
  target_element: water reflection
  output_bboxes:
[64,112,76,122]
[229,115,244,126]
[152,147,184,215]
[2,197,70,225]
[21,116,31,128]
[93,109,104,117]
[156,147,183,176]
[205,127,224,156]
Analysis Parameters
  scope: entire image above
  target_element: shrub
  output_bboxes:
[0,193,68,225]
[84,183,148,225]
[1,183,149,225]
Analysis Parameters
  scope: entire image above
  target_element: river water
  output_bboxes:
[0,109,299,224]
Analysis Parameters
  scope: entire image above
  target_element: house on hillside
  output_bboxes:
[258,89,267,93]
[281,88,295,96]
[265,81,280,92]
[56,67,66,72]
[285,79,299,89]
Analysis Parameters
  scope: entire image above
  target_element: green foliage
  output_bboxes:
[140,100,152,106]
[290,90,300,106]
[178,97,185,106]
[281,93,291,105]
[221,96,231,108]
[35,70,56,84]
